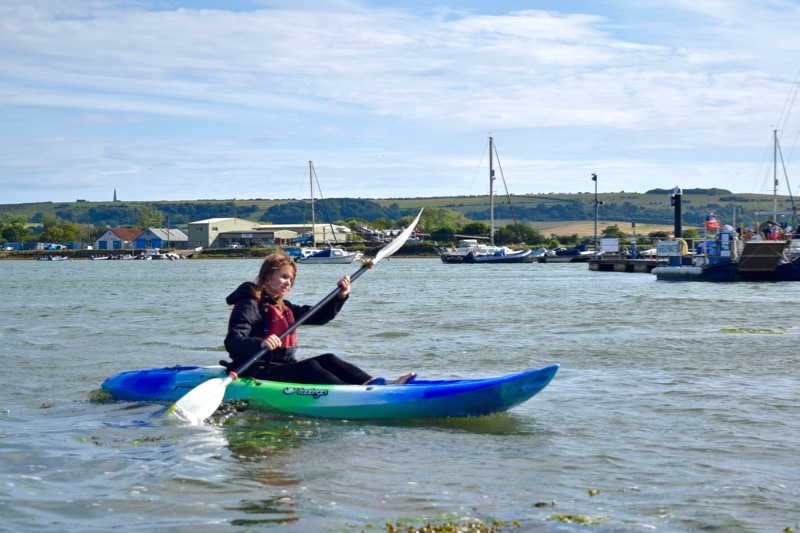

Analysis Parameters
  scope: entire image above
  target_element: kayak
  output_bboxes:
[101,364,559,420]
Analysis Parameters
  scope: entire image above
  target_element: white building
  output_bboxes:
[94,228,142,250]
[187,218,354,249]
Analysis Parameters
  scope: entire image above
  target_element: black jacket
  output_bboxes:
[223,281,347,374]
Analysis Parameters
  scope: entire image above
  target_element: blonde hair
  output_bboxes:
[254,252,297,309]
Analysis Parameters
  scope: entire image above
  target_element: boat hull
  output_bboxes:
[297,256,360,264]
[537,244,597,263]
[537,254,593,263]
[101,364,559,419]
[440,253,467,263]
[440,243,535,264]
[652,248,800,282]
[773,256,800,281]
[296,248,364,264]
[465,249,535,263]
[652,262,738,282]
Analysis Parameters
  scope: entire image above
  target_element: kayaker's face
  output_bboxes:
[267,266,294,298]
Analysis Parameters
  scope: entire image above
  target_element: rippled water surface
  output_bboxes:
[1,258,799,532]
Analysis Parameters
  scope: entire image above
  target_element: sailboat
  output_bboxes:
[439,137,534,264]
[295,161,364,264]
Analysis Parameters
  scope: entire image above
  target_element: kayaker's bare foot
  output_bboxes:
[363,376,386,385]
[389,372,416,385]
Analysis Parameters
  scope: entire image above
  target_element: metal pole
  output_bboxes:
[671,186,682,238]
[309,161,315,246]
[773,129,778,221]
[592,173,598,257]
[489,136,495,246]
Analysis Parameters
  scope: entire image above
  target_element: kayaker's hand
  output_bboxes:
[338,275,351,299]
[260,334,281,351]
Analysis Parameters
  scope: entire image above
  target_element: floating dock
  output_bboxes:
[588,257,665,273]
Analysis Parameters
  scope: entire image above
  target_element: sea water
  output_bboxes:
[1,258,798,532]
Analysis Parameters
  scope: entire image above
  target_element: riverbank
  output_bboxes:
[0,243,442,261]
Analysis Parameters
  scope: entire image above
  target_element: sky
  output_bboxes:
[1,0,800,204]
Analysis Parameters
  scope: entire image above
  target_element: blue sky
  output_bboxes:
[1,0,799,204]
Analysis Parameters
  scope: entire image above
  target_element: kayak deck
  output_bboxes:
[101,364,559,420]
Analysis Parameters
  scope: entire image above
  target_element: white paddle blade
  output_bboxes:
[373,209,423,265]
[167,376,232,425]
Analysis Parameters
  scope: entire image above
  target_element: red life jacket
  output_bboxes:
[264,302,297,347]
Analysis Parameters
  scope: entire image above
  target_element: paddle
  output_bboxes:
[168,209,424,425]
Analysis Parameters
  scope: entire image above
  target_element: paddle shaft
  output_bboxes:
[230,262,372,377]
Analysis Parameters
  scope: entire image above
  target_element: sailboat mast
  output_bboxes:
[309,161,315,245]
[489,136,495,246]
[773,129,778,221]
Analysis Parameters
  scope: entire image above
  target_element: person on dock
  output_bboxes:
[222,251,414,385]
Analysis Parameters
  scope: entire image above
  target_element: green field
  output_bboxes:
[1,189,795,239]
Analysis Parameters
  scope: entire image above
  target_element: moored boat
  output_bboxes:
[440,137,533,264]
[284,246,316,260]
[440,238,534,264]
[101,364,559,420]
[292,161,362,264]
[296,246,364,264]
[537,244,596,263]
[652,226,800,282]
[143,249,168,260]
[464,246,535,263]
[439,238,494,263]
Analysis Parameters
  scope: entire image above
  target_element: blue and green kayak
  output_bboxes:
[101,364,559,420]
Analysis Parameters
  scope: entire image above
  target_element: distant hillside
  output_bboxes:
[1,188,796,236]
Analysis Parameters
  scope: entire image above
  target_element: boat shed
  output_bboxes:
[134,228,189,250]
[187,218,354,249]
[187,218,263,249]
[93,228,142,251]
[187,218,301,249]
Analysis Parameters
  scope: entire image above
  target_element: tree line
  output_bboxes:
[0,188,774,249]
[20,190,748,229]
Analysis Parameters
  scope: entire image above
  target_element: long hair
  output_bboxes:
[254,252,297,310]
